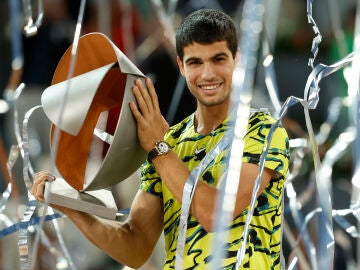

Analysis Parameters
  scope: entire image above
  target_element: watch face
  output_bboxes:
[158,142,169,153]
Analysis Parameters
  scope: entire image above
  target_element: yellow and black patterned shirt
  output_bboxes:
[140,110,290,269]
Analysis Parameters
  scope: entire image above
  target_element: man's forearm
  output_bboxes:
[61,208,150,268]
[151,150,217,231]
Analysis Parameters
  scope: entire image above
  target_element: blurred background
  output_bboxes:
[0,0,358,269]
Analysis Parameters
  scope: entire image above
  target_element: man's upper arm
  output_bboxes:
[127,190,164,248]
[232,112,290,215]
[243,112,290,177]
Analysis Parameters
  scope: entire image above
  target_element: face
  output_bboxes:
[177,41,238,108]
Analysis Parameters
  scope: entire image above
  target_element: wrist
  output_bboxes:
[147,140,171,163]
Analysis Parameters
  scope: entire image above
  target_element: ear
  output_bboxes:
[177,56,185,77]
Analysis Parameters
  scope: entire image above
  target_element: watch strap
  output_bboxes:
[147,140,170,162]
[148,148,159,162]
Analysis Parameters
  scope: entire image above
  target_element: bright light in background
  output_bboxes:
[0,100,9,114]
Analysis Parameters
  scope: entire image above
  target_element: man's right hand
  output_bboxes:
[32,170,56,203]
[31,171,73,214]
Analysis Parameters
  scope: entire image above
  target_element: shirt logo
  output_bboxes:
[194,147,206,161]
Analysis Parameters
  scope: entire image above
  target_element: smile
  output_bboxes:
[199,83,222,91]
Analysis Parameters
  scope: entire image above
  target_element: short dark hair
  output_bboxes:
[175,9,238,61]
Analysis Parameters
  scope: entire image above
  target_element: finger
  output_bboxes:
[32,171,46,194]
[33,171,55,185]
[32,178,46,202]
[129,100,143,122]
[132,83,149,115]
[137,78,153,109]
[32,171,56,202]
[145,77,160,113]
[135,78,154,113]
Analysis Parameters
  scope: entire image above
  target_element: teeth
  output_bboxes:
[201,84,220,90]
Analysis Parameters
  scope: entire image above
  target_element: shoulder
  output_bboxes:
[248,109,276,126]
[247,109,287,136]
[244,109,290,175]
[245,109,289,152]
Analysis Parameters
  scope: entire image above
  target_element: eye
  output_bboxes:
[188,59,201,66]
[214,56,226,63]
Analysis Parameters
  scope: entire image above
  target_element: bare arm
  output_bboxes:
[32,171,163,269]
[151,153,273,232]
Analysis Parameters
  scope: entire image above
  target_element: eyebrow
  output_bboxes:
[184,52,230,65]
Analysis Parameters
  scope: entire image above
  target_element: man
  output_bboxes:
[33,9,289,269]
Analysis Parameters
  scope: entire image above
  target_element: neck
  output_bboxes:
[194,104,229,135]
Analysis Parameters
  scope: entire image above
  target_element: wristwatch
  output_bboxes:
[148,140,171,162]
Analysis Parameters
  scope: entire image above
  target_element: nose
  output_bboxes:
[201,62,215,80]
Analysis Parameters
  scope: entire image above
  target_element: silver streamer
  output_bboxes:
[13,95,76,269]
[262,12,315,263]
[0,145,19,214]
[282,219,312,270]
[13,83,35,185]
[30,0,88,268]
[234,96,311,269]
[22,105,42,189]
[10,83,37,269]
[37,227,69,268]
[31,206,76,270]
[284,145,312,270]
[175,128,233,269]
[235,116,282,268]
[22,0,44,37]
[176,1,355,268]
[350,0,360,219]
[348,1,360,266]
[290,127,355,269]
[303,2,354,266]
[315,97,347,145]
[285,116,354,270]
[293,207,323,265]
[300,55,352,269]
[13,84,26,154]
[18,195,37,269]
[272,48,353,269]
[286,182,318,270]
[284,137,313,269]
[262,38,282,114]
[49,0,87,172]
[0,0,87,268]
[0,145,18,258]
[93,128,114,144]
[20,104,76,270]
[319,127,356,192]
[13,87,40,269]
[306,0,322,69]
[333,208,360,238]
[42,0,87,209]
[212,0,266,267]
